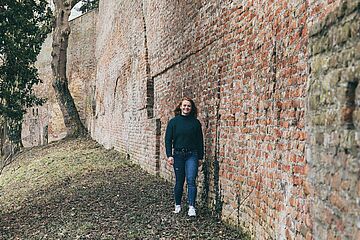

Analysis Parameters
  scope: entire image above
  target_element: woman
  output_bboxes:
[165,97,204,217]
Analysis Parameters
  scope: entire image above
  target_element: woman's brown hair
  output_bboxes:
[174,97,198,117]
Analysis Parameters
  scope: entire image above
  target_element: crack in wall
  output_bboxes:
[141,0,153,119]
[114,76,119,99]
[201,65,224,219]
[141,1,160,175]
[213,69,223,219]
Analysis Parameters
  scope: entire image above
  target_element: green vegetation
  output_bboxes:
[0,0,52,145]
[0,138,128,211]
[79,0,99,13]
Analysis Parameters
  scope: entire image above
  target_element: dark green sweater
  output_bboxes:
[165,115,204,159]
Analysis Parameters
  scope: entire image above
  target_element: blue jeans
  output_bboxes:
[173,150,199,207]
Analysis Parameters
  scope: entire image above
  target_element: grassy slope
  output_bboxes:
[0,138,249,239]
[0,138,128,212]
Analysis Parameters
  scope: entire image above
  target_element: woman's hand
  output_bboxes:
[167,157,174,165]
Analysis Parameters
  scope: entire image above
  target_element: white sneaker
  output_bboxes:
[173,205,181,213]
[188,206,196,217]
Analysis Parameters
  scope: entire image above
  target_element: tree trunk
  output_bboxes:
[51,0,87,137]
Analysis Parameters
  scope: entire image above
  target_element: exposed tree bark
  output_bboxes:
[51,0,87,137]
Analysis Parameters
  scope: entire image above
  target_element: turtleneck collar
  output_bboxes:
[179,114,192,118]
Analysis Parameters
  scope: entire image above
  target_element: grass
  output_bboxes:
[0,138,250,239]
[0,138,129,212]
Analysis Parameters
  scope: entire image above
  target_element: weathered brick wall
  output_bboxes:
[146,0,342,239]
[307,1,360,239]
[67,11,98,131]
[22,34,65,147]
[92,0,159,175]
[22,11,98,147]
[28,0,359,239]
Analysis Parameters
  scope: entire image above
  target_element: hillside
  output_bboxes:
[0,138,248,239]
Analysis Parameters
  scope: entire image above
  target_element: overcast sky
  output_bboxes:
[69,1,84,21]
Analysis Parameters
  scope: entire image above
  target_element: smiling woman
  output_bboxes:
[165,97,204,217]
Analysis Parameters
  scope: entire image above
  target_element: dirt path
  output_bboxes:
[0,138,248,239]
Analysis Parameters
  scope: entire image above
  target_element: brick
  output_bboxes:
[321,206,335,225]
[340,106,355,123]
[332,21,351,46]
[354,229,360,240]
[329,193,349,211]
[330,172,341,190]
[304,180,315,196]
[305,213,313,228]
[305,232,313,240]
[293,165,306,175]
[311,55,330,77]
[293,176,303,185]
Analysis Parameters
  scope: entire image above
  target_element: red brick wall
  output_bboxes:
[29,0,360,239]
[146,1,342,239]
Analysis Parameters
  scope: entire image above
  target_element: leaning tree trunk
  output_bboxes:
[51,0,87,137]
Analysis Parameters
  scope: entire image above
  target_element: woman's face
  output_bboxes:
[180,100,192,116]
